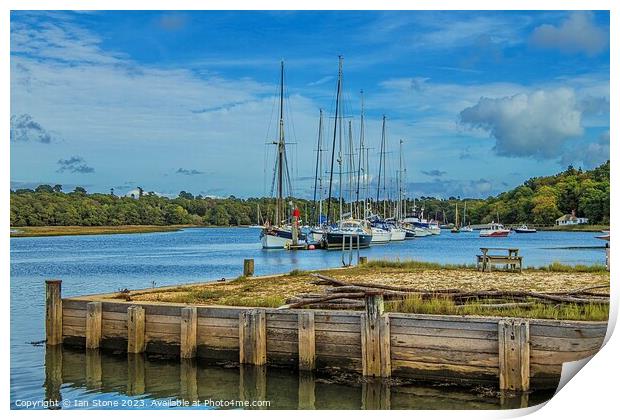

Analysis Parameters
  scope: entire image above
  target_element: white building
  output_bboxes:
[555,210,589,226]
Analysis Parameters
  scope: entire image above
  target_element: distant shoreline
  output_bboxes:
[9,225,207,237]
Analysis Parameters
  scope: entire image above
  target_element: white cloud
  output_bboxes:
[530,12,608,56]
[459,88,584,159]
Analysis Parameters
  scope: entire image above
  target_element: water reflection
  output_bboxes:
[43,346,555,410]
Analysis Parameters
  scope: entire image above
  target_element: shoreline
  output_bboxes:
[9,224,203,237]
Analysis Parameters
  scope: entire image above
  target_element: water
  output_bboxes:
[10,228,604,409]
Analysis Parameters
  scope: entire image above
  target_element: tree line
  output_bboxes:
[10,161,609,227]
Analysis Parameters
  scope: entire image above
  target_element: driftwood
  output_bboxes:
[284,273,610,310]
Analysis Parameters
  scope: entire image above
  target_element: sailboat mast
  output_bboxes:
[348,120,354,217]
[313,109,323,225]
[399,139,403,221]
[326,56,343,225]
[376,115,385,210]
[275,60,285,226]
[356,90,365,220]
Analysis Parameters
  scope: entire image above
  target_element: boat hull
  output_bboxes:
[480,230,510,238]
[260,227,306,249]
[514,229,537,233]
[390,228,406,241]
[370,228,392,244]
[324,232,372,249]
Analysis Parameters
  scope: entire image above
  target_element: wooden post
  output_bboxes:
[239,309,266,365]
[86,302,102,349]
[498,318,530,392]
[362,379,391,410]
[180,307,197,359]
[298,312,316,371]
[361,292,390,377]
[358,256,368,265]
[127,306,146,354]
[243,259,255,277]
[298,372,316,409]
[44,344,63,406]
[45,280,63,346]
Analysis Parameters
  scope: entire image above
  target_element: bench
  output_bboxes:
[477,248,522,272]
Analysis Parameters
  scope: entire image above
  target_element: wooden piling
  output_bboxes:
[239,309,266,365]
[358,256,368,265]
[243,259,255,277]
[86,302,102,349]
[498,318,530,392]
[361,292,391,377]
[298,312,316,371]
[180,307,198,359]
[45,280,63,346]
[127,306,146,354]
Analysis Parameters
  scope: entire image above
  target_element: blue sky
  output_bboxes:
[10,10,610,199]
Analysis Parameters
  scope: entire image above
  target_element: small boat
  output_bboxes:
[451,202,460,233]
[595,230,610,241]
[261,224,306,249]
[322,219,373,249]
[370,226,392,244]
[389,226,406,241]
[514,224,537,233]
[460,225,473,232]
[480,223,510,238]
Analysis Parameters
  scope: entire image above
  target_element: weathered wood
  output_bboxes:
[85,349,102,388]
[180,307,198,359]
[498,319,530,392]
[391,334,498,352]
[86,302,103,349]
[127,353,145,396]
[362,380,391,410]
[361,293,390,377]
[44,345,63,404]
[180,359,198,401]
[298,372,316,409]
[391,346,499,367]
[127,306,146,354]
[298,312,316,370]
[239,309,266,365]
[46,280,63,345]
[243,258,255,277]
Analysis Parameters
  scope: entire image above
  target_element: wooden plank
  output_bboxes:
[63,316,86,327]
[391,334,498,353]
[266,312,298,322]
[197,317,238,328]
[145,321,181,334]
[314,314,361,325]
[46,280,63,345]
[391,346,499,367]
[197,325,239,339]
[379,315,391,377]
[392,359,498,376]
[498,319,530,392]
[267,340,298,354]
[197,335,239,349]
[315,330,360,346]
[102,311,127,321]
[530,336,604,352]
[239,309,266,365]
[145,314,182,325]
[266,328,298,342]
[62,299,87,310]
[265,320,298,330]
[530,324,607,339]
[316,342,361,358]
[144,331,179,343]
[389,316,497,331]
[63,308,86,319]
[298,312,315,371]
[127,306,145,354]
[197,307,242,319]
[530,363,562,377]
[390,325,498,340]
[101,319,127,333]
[315,322,361,333]
[62,324,85,337]
[531,349,599,365]
[180,307,198,359]
[86,302,102,349]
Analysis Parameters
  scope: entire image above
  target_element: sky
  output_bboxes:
[10,10,610,199]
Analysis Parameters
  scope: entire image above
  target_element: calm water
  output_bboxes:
[10,228,604,409]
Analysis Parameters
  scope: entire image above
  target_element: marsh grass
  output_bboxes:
[386,295,609,321]
[541,261,608,273]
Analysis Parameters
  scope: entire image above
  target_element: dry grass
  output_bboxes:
[10,225,195,237]
[116,259,609,320]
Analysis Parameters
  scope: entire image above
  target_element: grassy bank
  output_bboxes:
[111,260,609,321]
[539,224,609,232]
[10,225,200,237]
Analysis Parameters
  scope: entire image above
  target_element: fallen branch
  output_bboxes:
[277,292,366,309]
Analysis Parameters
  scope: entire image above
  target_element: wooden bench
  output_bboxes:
[477,248,522,272]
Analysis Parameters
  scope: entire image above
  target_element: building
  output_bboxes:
[555,210,589,226]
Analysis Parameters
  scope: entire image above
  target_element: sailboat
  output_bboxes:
[451,202,460,233]
[461,201,473,232]
[308,109,327,243]
[321,56,372,249]
[248,203,263,229]
[260,61,306,249]
[368,115,394,244]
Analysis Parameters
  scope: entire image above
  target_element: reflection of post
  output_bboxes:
[180,359,198,403]
[239,365,267,409]
[298,372,316,410]
[85,349,102,389]
[44,345,63,409]
[500,391,529,409]
[362,379,391,410]
[127,353,145,396]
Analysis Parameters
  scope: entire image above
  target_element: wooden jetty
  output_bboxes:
[46,276,607,393]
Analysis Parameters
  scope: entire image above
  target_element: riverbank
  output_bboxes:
[538,224,609,232]
[9,224,201,237]
[105,261,609,321]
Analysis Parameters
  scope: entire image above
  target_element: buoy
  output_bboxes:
[308,244,315,250]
